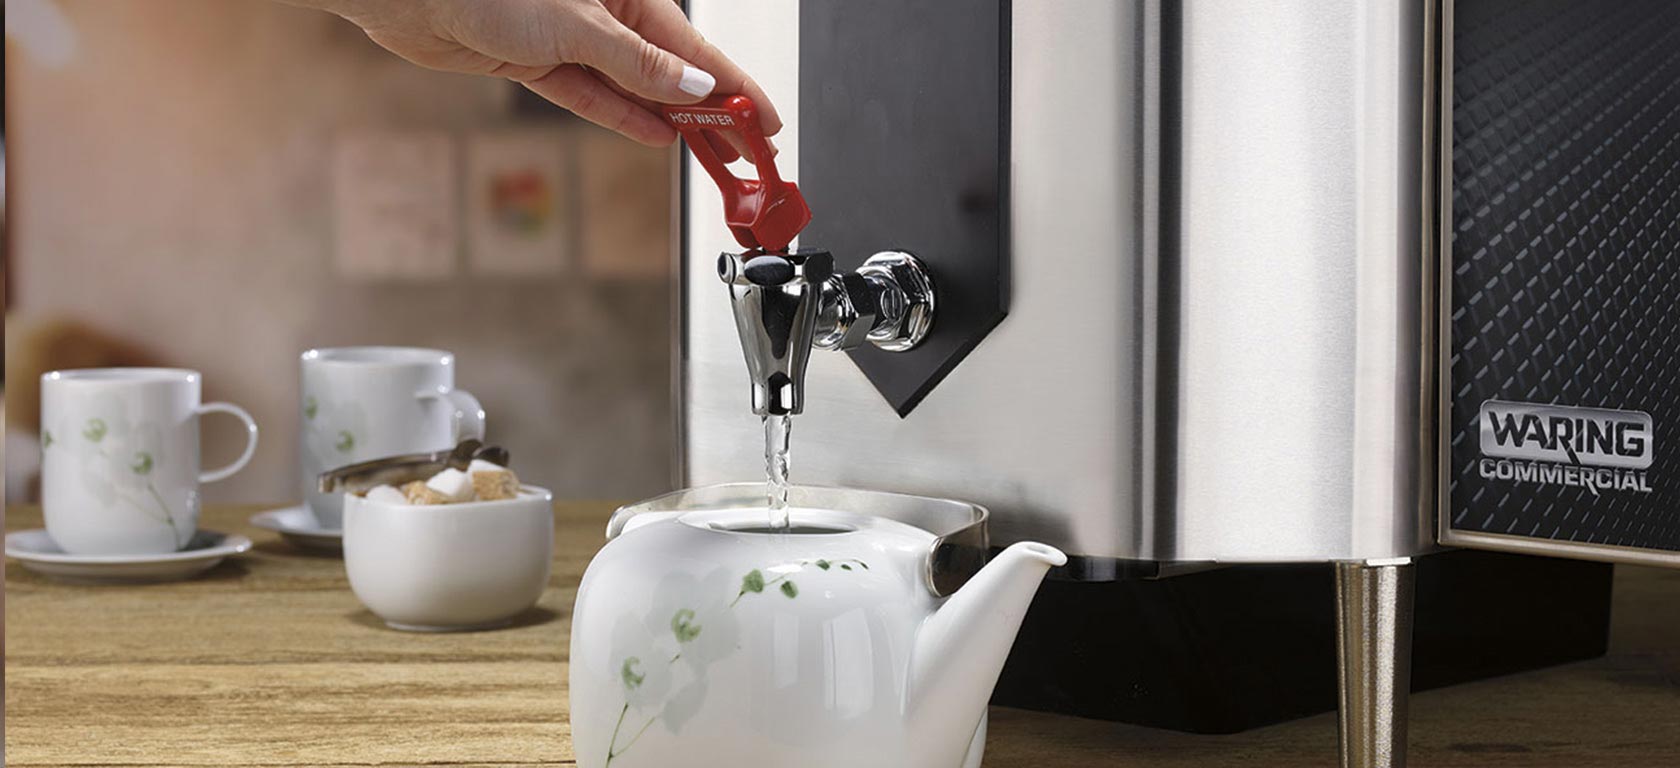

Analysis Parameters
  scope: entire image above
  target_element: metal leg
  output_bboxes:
[1335,559,1416,768]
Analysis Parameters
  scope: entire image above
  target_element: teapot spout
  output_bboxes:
[910,542,1065,750]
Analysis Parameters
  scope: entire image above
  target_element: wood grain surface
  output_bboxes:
[6,503,1678,767]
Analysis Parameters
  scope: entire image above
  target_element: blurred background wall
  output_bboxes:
[4,0,679,503]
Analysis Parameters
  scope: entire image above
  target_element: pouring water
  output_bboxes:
[763,413,792,530]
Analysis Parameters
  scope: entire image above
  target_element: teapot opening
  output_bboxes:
[674,506,865,536]
[705,522,856,535]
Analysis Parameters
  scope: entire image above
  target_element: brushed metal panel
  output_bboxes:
[1173,0,1432,561]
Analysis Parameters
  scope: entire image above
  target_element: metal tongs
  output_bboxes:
[316,439,509,496]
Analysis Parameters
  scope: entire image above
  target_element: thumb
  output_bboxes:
[575,11,715,103]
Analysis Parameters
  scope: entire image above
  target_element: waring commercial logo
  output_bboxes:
[1477,400,1654,495]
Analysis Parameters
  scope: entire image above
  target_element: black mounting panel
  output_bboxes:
[799,0,1010,417]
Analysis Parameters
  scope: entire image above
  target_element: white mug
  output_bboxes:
[40,368,259,555]
[299,347,486,527]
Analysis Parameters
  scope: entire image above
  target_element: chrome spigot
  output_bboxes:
[718,248,833,417]
[719,249,936,416]
[664,95,933,417]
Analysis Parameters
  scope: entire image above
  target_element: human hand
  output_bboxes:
[292,0,779,159]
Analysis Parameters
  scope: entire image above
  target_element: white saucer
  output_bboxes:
[5,529,253,583]
[250,505,342,553]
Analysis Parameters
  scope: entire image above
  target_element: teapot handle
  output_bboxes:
[927,510,990,598]
[606,507,683,540]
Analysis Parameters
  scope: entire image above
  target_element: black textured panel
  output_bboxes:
[799,0,1008,416]
[1449,0,1680,550]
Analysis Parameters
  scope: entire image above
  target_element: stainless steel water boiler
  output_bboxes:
[674,2,1680,766]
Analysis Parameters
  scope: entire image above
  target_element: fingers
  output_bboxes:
[522,64,678,147]
[593,70,745,164]
[615,0,783,137]
[570,6,717,105]
[548,2,778,163]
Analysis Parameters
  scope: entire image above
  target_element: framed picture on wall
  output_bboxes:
[464,131,572,277]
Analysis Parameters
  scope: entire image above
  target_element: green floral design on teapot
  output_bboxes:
[603,558,869,767]
[732,558,868,605]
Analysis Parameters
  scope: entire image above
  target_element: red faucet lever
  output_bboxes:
[663,94,810,252]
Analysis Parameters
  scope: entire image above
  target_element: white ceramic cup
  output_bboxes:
[40,368,259,555]
[343,486,554,631]
[299,347,486,528]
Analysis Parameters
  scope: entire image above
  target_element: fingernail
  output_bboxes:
[678,65,716,97]
[766,136,779,156]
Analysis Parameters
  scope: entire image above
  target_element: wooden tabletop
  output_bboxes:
[5,502,1678,767]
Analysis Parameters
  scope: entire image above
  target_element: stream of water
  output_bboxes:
[763,413,792,531]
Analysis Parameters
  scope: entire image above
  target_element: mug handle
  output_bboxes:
[416,387,486,442]
[197,402,259,483]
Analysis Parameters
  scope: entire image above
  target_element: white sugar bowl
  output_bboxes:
[343,486,553,632]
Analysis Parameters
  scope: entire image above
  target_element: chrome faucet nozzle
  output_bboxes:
[720,248,936,417]
[719,249,833,416]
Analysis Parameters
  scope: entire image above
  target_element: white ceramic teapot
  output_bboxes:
[569,484,1066,768]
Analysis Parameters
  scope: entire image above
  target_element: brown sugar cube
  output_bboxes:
[402,480,449,505]
[470,467,520,501]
